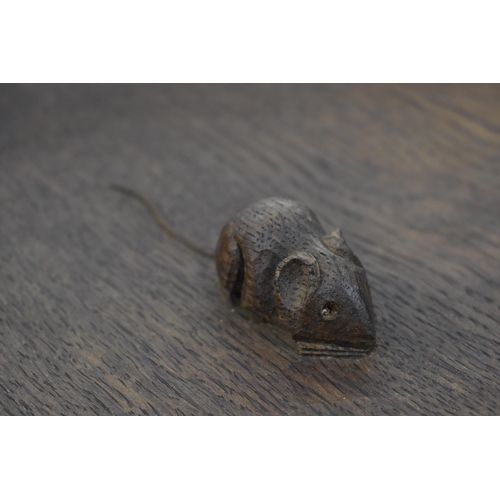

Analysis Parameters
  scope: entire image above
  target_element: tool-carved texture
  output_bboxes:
[215,198,376,356]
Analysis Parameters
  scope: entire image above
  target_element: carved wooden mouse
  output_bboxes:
[109,186,376,356]
[215,198,376,355]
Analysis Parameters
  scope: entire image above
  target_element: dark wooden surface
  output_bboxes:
[1,84,499,415]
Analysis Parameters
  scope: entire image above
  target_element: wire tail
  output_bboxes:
[107,183,215,259]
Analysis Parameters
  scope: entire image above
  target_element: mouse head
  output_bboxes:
[273,238,376,354]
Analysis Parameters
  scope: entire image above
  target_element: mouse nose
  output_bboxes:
[347,303,376,350]
[352,279,377,346]
[358,322,376,349]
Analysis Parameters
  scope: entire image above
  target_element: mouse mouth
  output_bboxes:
[295,340,376,357]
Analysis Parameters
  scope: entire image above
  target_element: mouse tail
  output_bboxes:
[107,183,215,259]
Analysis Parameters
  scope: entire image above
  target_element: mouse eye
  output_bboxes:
[321,301,338,319]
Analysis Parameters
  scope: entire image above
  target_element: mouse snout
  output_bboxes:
[321,285,376,349]
[345,303,376,349]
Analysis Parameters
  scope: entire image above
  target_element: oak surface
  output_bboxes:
[1,84,499,415]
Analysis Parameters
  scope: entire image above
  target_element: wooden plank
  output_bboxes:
[0,84,499,415]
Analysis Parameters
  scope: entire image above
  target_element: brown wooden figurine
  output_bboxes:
[109,186,376,357]
[216,198,376,356]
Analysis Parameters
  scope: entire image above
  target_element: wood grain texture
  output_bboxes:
[0,84,499,415]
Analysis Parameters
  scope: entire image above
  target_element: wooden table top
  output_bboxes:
[1,84,499,415]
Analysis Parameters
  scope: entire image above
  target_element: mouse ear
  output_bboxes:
[323,229,362,267]
[274,252,320,310]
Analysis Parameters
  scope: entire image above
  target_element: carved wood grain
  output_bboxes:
[0,84,499,415]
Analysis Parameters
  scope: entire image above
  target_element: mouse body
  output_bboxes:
[215,198,376,356]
